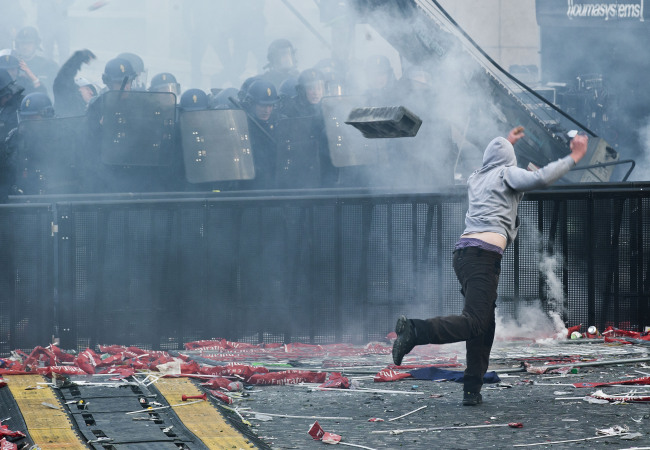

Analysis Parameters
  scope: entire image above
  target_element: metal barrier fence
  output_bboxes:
[1,185,649,356]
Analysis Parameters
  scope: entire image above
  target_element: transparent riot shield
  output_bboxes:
[17,115,87,194]
[179,109,255,184]
[99,91,176,166]
[321,95,386,167]
[274,116,322,189]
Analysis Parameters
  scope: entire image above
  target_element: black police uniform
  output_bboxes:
[260,39,299,90]
[0,128,18,201]
[53,49,95,117]
[15,27,59,98]
[276,69,336,188]
[0,69,24,143]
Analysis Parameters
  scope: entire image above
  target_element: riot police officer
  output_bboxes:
[260,39,299,90]
[10,92,55,195]
[314,58,347,97]
[86,57,135,127]
[149,72,181,97]
[363,54,398,105]
[86,56,136,137]
[0,68,24,143]
[0,69,25,200]
[241,79,282,189]
[0,52,48,96]
[116,52,147,91]
[276,68,336,188]
[84,57,137,192]
[53,49,97,117]
[179,88,208,112]
[280,68,325,118]
[13,27,59,97]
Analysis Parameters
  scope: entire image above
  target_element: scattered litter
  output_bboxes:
[513,425,632,447]
[387,405,427,422]
[125,399,203,414]
[254,414,273,422]
[209,390,233,405]
[181,393,207,401]
[372,422,523,435]
[87,437,113,444]
[620,432,643,440]
[41,402,60,410]
[249,411,352,420]
[0,424,26,439]
[597,425,630,436]
[308,421,378,449]
[309,386,423,395]
[592,390,650,403]
[573,376,650,389]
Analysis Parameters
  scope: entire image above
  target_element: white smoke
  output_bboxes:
[539,251,565,312]
[495,302,567,343]
[630,119,650,181]
[495,221,570,342]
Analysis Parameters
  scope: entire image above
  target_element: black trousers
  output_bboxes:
[411,246,502,393]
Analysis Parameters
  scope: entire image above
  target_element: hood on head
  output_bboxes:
[482,136,517,168]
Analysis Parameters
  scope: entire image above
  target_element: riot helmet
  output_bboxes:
[314,58,346,96]
[238,75,262,103]
[278,76,298,99]
[297,68,325,105]
[102,57,136,90]
[245,79,279,106]
[179,89,208,111]
[0,68,23,100]
[0,54,20,80]
[14,27,41,60]
[149,72,180,96]
[266,39,296,72]
[116,52,147,90]
[244,79,278,122]
[19,92,54,120]
[0,54,20,70]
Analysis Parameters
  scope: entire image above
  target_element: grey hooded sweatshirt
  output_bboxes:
[463,136,576,247]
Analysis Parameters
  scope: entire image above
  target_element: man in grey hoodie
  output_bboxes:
[392,126,588,405]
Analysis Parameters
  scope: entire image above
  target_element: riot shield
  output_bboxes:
[274,116,323,189]
[321,95,385,167]
[99,91,176,166]
[179,109,255,183]
[17,115,87,194]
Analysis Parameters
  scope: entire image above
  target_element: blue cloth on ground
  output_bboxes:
[408,366,501,383]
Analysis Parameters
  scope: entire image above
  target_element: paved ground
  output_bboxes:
[3,339,650,449]
[226,340,650,449]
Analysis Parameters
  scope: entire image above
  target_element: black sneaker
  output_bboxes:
[392,316,416,366]
[462,391,483,406]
